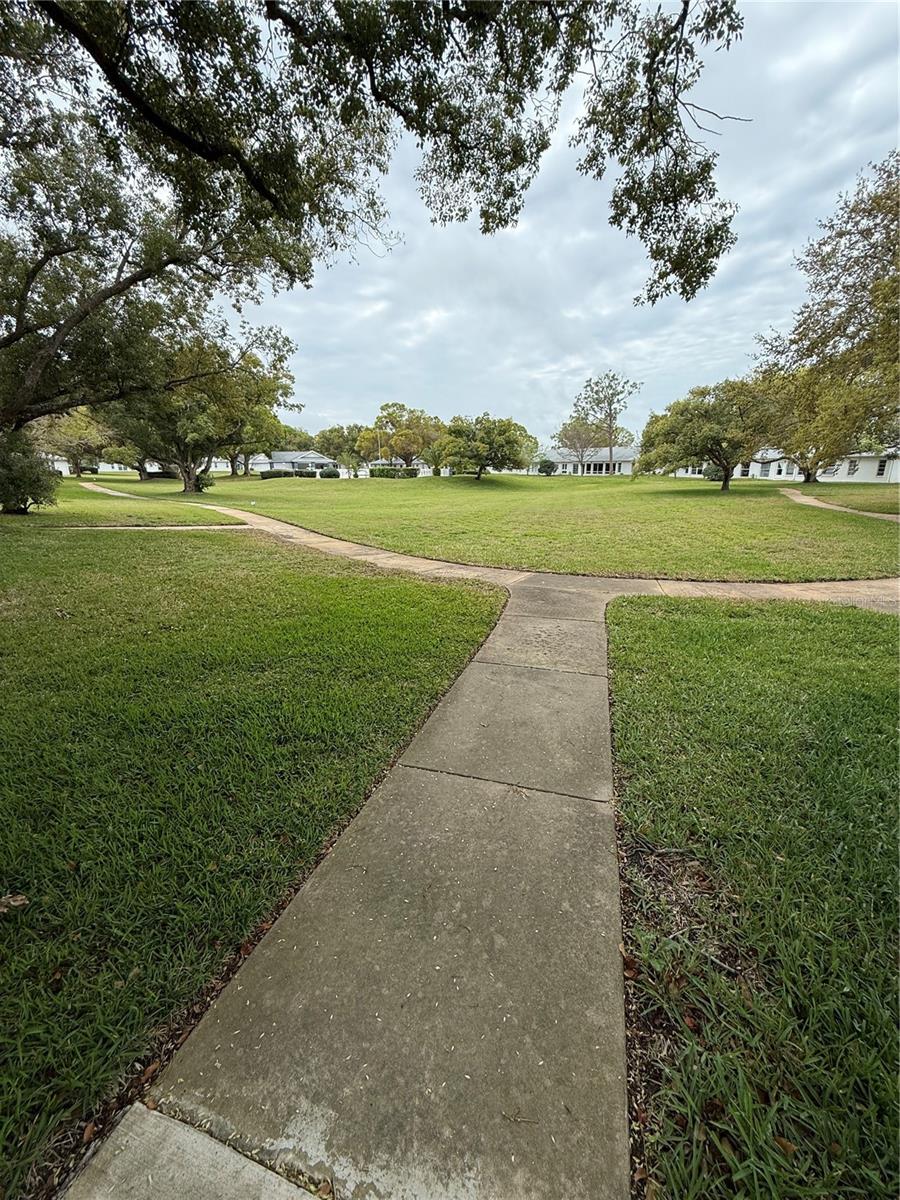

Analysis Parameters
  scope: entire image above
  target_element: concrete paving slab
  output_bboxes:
[401,660,612,802]
[63,1104,305,1199]
[476,615,607,675]
[503,585,605,622]
[151,769,628,1200]
[521,574,662,595]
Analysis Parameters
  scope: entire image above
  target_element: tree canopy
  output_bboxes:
[0,114,299,431]
[574,372,641,469]
[440,413,534,480]
[102,341,294,491]
[638,380,768,490]
[756,367,878,483]
[760,153,899,426]
[3,0,745,305]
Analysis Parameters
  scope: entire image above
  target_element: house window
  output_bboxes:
[760,462,771,478]
[776,462,783,476]
[560,463,568,473]
[822,466,838,476]
[877,458,887,477]
[740,463,750,477]
[785,462,795,475]
[846,460,858,476]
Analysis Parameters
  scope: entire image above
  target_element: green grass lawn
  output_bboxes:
[0,526,502,1198]
[607,598,899,1199]
[0,478,240,527]
[799,482,900,516]
[92,474,899,582]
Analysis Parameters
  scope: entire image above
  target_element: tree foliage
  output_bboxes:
[0,427,59,513]
[757,368,882,483]
[372,404,446,467]
[638,380,769,490]
[4,0,745,305]
[0,110,303,431]
[553,416,599,470]
[574,372,641,469]
[102,338,293,492]
[760,153,899,427]
[440,413,534,480]
[33,407,108,475]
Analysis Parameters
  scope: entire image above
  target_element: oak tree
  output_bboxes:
[5,0,745,306]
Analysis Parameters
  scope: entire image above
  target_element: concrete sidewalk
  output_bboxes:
[65,574,629,1200]
[780,486,900,523]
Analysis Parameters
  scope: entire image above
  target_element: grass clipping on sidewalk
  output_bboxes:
[607,597,898,1199]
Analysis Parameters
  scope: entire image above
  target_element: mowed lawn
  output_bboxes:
[105,474,899,581]
[0,478,240,527]
[0,526,502,1198]
[799,481,900,516]
[607,598,898,1199]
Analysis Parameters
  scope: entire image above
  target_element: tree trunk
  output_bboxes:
[720,467,732,491]
[228,453,240,477]
[137,461,150,481]
[475,465,484,480]
[241,453,251,476]
[801,467,814,483]
[179,462,200,493]
[1,502,29,515]
[70,457,82,476]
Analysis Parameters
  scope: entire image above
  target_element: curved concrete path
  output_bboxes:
[77,481,900,613]
[62,482,899,1200]
[780,485,900,523]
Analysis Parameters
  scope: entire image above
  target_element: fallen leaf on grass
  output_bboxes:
[774,1135,798,1157]
[0,893,28,914]
[82,1122,96,1144]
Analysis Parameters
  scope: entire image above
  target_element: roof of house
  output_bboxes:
[268,450,337,465]
[551,445,637,463]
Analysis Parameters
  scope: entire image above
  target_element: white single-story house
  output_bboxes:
[726,448,898,484]
[679,448,898,484]
[249,450,339,474]
[530,446,637,475]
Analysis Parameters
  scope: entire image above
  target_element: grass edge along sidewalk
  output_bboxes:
[0,526,503,1200]
[607,596,898,1200]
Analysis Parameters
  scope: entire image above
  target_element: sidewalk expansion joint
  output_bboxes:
[398,761,614,807]
[474,656,608,678]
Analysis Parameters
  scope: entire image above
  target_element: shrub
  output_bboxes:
[702,464,724,482]
[259,469,295,479]
[319,467,340,478]
[0,431,60,514]
[537,458,557,476]
[145,469,180,480]
[194,472,215,492]
[369,466,420,479]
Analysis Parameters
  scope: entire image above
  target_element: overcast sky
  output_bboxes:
[246,0,898,448]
